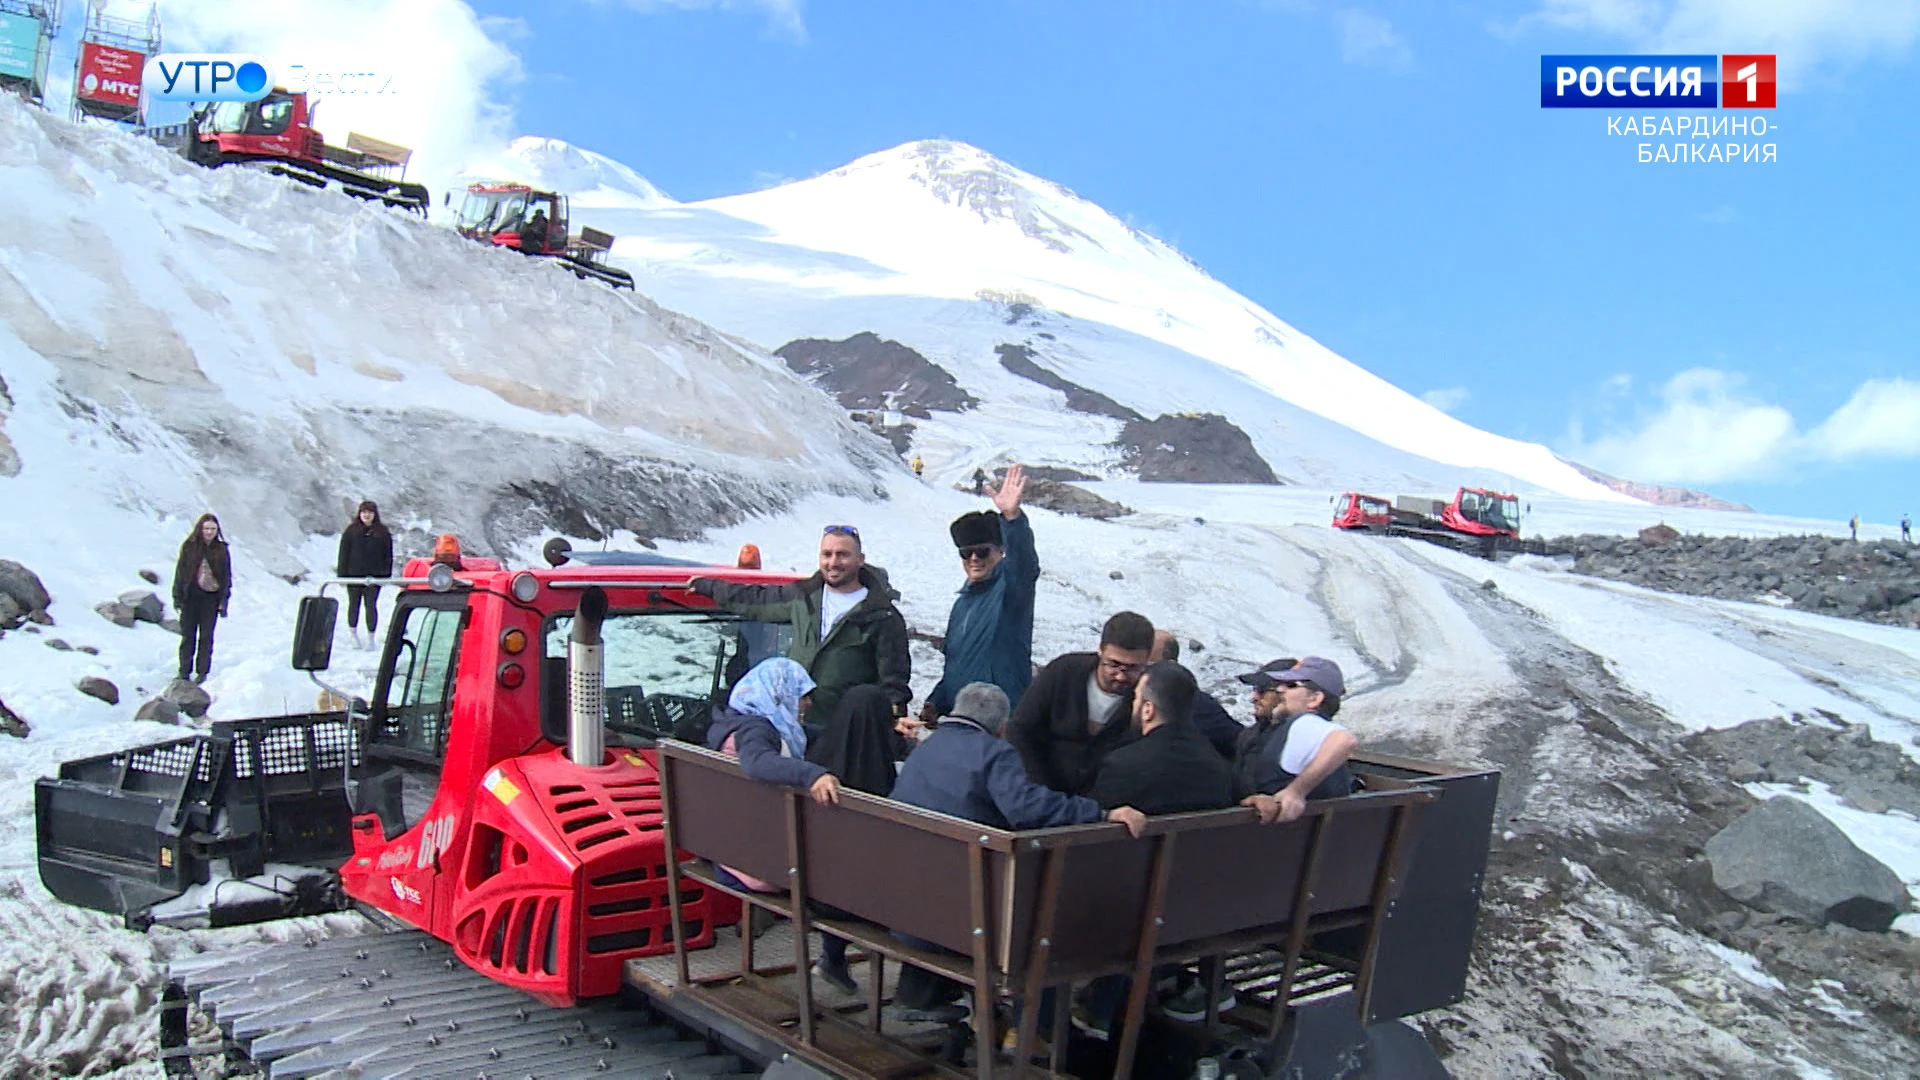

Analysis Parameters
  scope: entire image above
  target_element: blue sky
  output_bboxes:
[60,1,1920,521]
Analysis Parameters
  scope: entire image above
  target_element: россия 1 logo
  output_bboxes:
[142,54,275,103]
[1540,54,1775,108]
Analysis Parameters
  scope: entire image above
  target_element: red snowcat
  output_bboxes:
[1336,486,1534,558]
[454,181,637,290]
[36,537,1497,1080]
[171,88,430,215]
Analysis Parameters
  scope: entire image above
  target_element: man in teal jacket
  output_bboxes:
[925,464,1040,717]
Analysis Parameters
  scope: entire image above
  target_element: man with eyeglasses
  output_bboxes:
[1006,611,1155,795]
[1232,657,1358,825]
[925,464,1040,722]
[691,524,911,793]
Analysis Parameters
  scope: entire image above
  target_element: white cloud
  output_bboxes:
[605,0,806,41]
[160,0,523,204]
[1807,377,1920,461]
[1338,9,1414,70]
[1564,369,1920,484]
[1421,386,1471,413]
[1505,0,1920,82]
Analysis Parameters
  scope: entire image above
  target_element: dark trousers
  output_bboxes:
[346,585,381,631]
[178,593,220,679]
[805,684,901,797]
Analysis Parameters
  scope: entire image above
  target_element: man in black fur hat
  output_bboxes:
[923,464,1040,719]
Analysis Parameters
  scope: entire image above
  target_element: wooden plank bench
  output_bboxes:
[656,742,1450,1080]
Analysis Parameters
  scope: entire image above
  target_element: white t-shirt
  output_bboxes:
[1279,713,1343,775]
[1085,675,1125,732]
[820,585,867,638]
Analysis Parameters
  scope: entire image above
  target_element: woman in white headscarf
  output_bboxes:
[703,657,859,994]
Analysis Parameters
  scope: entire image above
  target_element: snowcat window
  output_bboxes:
[454,191,494,229]
[372,603,465,761]
[1361,498,1389,515]
[207,101,251,134]
[541,610,794,745]
[249,98,295,135]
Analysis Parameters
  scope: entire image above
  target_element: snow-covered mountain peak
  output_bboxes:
[460,136,675,209]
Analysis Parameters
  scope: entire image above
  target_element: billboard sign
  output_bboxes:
[78,41,145,108]
[0,11,47,82]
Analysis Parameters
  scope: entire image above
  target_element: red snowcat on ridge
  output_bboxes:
[454,181,637,290]
[170,87,430,215]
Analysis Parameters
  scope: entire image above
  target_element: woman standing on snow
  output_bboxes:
[336,500,394,649]
[171,513,231,684]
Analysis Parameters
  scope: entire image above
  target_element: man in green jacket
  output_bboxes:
[690,525,912,793]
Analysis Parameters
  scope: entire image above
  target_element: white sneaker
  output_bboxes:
[349,628,363,649]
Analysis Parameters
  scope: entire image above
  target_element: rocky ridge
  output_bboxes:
[1541,533,1920,627]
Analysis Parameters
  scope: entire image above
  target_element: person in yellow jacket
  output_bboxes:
[910,454,925,478]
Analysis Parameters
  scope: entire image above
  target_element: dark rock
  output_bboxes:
[118,590,166,624]
[94,600,137,628]
[1115,414,1280,484]
[0,592,21,630]
[76,676,120,706]
[134,696,181,724]
[0,558,52,614]
[1639,523,1681,546]
[27,608,51,626]
[1851,795,1891,815]
[161,678,213,719]
[0,697,26,738]
[775,332,979,413]
[44,638,72,651]
[1728,760,1767,784]
[77,645,98,656]
[1109,571,1124,580]
[994,344,1142,421]
[139,569,161,584]
[1705,796,1908,932]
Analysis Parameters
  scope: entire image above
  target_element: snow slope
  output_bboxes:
[4,103,1920,1079]
[518,138,1635,502]
[457,135,675,209]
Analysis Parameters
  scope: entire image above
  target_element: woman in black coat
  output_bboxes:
[171,513,231,684]
[336,500,394,648]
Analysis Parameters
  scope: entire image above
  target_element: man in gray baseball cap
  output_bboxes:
[1232,657,1358,824]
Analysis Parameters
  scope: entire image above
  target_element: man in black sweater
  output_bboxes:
[1007,611,1154,795]
[1090,661,1235,816]
[1148,630,1242,759]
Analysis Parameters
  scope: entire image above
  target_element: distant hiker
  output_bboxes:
[924,464,1040,721]
[910,454,925,478]
[691,524,912,794]
[171,513,231,685]
[1851,514,1861,542]
[1008,611,1154,795]
[971,467,988,495]
[1233,657,1358,824]
[1149,630,1241,759]
[1903,514,1912,543]
[521,209,550,252]
[336,500,393,649]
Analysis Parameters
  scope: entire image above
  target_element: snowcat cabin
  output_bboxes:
[1443,487,1522,538]
[455,183,569,256]
[1332,492,1392,531]
[187,89,316,168]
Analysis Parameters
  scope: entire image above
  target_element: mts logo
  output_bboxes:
[142,54,276,103]
[1722,54,1776,108]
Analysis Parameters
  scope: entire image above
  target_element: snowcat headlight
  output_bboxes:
[500,628,528,655]
[427,563,456,592]
[510,571,539,603]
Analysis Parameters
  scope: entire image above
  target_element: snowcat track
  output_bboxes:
[551,252,635,290]
[161,930,757,1079]
[229,158,430,216]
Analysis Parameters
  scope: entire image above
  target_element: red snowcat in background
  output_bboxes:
[454,181,637,290]
[167,88,430,215]
[1335,486,1536,558]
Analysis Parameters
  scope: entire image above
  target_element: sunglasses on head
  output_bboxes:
[822,525,861,540]
[957,545,995,562]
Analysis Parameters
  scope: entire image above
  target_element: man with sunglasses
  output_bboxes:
[925,463,1040,721]
[1233,657,1358,825]
[691,524,912,792]
[1006,611,1155,795]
